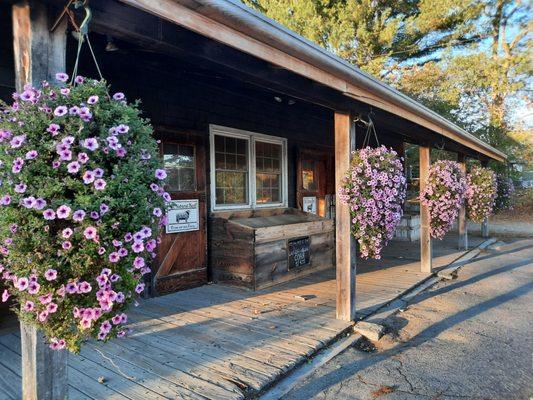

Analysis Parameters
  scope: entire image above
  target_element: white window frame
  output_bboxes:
[209,124,288,211]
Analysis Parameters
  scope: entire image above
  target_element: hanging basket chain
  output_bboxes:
[67,1,106,90]
[361,116,380,148]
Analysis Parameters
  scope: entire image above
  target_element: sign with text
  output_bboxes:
[302,196,317,214]
[287,236,311,270]
[166,199,199,234]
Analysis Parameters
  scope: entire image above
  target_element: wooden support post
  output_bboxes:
[335,112,356,321]
[419,146,433,273]
[480,160,490,238]
[12,0,67,91]
[481,218,489,238]
[12,2,68,398]
[21,322,68,400]
[457,154,468,250]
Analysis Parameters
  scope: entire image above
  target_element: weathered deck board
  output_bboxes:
[0,234,483,399]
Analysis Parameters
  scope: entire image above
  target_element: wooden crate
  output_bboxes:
[393,213,420,242]
[209,208,334,290]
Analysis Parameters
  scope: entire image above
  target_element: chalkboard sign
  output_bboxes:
[287,236,310,270]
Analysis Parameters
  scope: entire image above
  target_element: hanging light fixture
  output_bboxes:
[105,35,119,52]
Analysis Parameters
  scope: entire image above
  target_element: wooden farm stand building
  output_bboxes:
[0,1,506,398]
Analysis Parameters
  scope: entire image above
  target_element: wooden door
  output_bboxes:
[152,132,207,295]
[296,148,335,218]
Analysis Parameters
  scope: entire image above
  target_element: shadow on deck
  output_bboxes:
[0,233,486,400]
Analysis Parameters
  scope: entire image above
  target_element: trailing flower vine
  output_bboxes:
[465,166,497,223]
[0,74,168,352]
[339,146,406,259]
[419,160,467,239]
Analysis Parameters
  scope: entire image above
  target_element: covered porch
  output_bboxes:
[0,0,506,398]
[0,234,487,399]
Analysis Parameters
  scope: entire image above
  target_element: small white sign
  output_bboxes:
[303,196,317,214]
[166,199,199,233]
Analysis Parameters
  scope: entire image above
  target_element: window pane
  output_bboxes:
[215,152,225,169]
[214,135,249,206]
[254,141,282,204]
[163,142,196,192]
[178,145,194,167]
[179,168,195,191]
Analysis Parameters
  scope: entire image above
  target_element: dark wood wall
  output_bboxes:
[69,33,335,209]
[0,3,15,103]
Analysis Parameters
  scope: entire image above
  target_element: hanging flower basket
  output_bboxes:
[339,146,406,259]
[419,160,467,239]
[465,166,497,223]
[494,173,515,213]
[0,74,168,352]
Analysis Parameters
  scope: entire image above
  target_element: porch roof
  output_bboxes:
[118,0,506,162]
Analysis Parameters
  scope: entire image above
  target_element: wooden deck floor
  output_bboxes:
[0,234,484,399]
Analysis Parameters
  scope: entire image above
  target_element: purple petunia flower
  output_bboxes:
[100,203,109,214]
[132,241,144,253]
[94,168,104,178]
[116,124,129,134]
[14,183,27,193]
[90,211,100,220]
[34,198,46,210]
[46,123,60,135]
[53,105,68,117]
[78,153,89,164]
[65,282,78,294]
[83,226,97,240]
[108,252,120,263]
[67,161,80,174]
[82,170,95,184]
[69,106,80,115]
[52,161,61,169]
[59,149,72,161]
[62,241,72,250]
[153,207,162,217]
[10,134,26,148]
[16,277,29,291]
[133,257,145,269]
[56,205,71,219]
[79,107,92,121]
[60,88,70,96]
[74,75,84,84]
[62,228,73,239]
[135,283,145,294]
[22,196,36,209]
[44,269,57,281]
[87,95,99,104]
[26,150,38,159]
[72,209,85,222]
[43,209,56,220]
[94,179,106,191]
[78,281,92,293]
[155,169,167,180]
[55,72,69,82]
[112,92,125,101]
[82,138,99,151]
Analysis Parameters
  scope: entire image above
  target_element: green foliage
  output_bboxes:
[242,0,532,167]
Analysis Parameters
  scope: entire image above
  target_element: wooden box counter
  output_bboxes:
[210,208,334,290]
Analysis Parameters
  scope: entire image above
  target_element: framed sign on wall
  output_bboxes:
[166,199,200,233]
[302,196,317,214]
